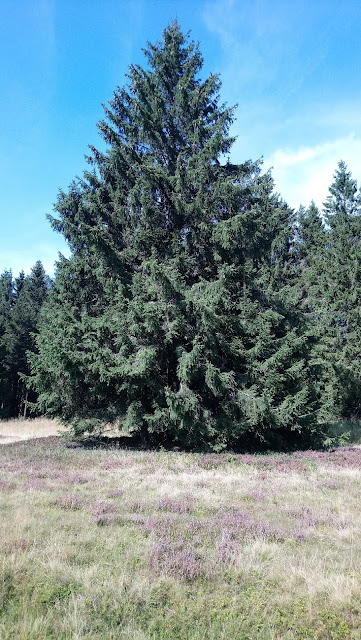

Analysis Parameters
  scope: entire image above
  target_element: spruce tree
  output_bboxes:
[30,22,325,449]
[14,271,25,302]
[294,203,334,417]
[321,161,361,417]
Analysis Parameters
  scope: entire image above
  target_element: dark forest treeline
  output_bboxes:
[1,23,361,450]
[0,262,49,418]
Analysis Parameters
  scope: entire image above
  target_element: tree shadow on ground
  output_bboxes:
[64,434,196,452]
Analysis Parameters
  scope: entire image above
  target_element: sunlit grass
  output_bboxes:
[1,438,361,638]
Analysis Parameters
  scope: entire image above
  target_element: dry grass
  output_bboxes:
[1,439,361,638]
[0,418,62,444]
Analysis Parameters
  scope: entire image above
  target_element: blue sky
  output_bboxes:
[1,0,361,275]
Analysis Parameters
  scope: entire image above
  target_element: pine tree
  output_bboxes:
[30,22,326,449]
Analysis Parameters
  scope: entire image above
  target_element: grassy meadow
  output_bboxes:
[1,424,361,638]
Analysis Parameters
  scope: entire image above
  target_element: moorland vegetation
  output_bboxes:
[1,436,361,638]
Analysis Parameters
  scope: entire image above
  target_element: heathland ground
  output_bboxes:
[1,421,361,638]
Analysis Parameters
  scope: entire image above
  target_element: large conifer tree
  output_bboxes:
[30,23,325,449]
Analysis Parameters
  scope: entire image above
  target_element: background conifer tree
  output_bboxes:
[321,161,361,417]
[0,263,49,418]
[293,203,336,420]
[9,261,49,416]
[0,271,13,417]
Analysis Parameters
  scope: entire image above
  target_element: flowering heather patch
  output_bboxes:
[89,502,118,526]
[89,501,115,517]
[23,478,50,492]
[246,490,269,501]
[0,479,16,491]
[62,473,89,484]
[320,480,340,489]
[56,493,84,510]
[107,489,125,498]
[293,530,306,543]
[101,457,135,470]
[216,529,239,565]
[158,494,194,513]
[129,499,148,513]
[284,505,338,529]
[216,509,284,541]
[142,514,181,537]
[197,453,228,470]
[149,537,206,580]
[95,513,117,526]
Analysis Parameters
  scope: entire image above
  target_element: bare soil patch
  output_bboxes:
[0,417,62,444]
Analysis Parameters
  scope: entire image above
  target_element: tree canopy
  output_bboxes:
[24,22,330,450]
[3,23,361,451]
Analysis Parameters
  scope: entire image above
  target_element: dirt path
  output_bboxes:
[0,418,61,444]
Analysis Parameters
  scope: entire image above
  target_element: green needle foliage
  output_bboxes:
[295,202,334,421]
[0,271,13,416]
[28,22,328,449]
[0,262,49,418]
[293,162,361,426]
[321,161,361,417]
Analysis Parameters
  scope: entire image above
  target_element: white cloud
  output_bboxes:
[0,244,70,278]
[265,134,361,210]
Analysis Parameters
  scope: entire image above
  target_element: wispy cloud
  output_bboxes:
[202,0,332,105]
[265,134,361,210]
[0,243,70,278]
[202,1,361,210]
